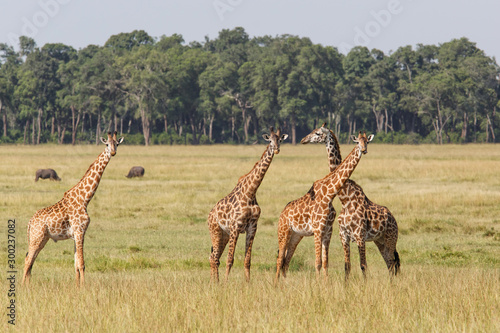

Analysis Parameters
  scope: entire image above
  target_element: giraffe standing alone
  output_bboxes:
[208,127,288,282]
[301,124,400,280]
[276,131,373,282]
[22,131,124,286]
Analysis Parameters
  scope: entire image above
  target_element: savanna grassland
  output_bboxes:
[1,142,499,332]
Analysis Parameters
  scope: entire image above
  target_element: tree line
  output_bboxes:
[0,28,498,145]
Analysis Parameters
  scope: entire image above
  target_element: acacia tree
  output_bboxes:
[58,56,82,144]
[203,28,255,143]
[117,45,169,145]
[438,38,499,142]
[104,30,154,51]
[415,71,455,144]
[41,43,77,143]
[276,36,312,144]
[392,45,420,133]
[1,32,499,145]
[296,43,343,132]
[79,46,125,143]
[366,50,397,134]
[337,46,374,140]
[461,55,500,142]
[154,34,186,137]
[14,37,49,144]
[170,47,213,144]
[0,44,20,139]
[198,55,238,142]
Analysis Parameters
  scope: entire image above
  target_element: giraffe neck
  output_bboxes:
[238,144,274,197]
[65,150,111,206]
[337,179,363,204]
[325,130,342,172]
[317,145,362,202]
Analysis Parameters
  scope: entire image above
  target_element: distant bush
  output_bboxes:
[199,134,213,145]
[124,133,145,145]
[372,131,423,144]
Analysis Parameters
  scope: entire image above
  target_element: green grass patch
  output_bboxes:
[2,143,500,332]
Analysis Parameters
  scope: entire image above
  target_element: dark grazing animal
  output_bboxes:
[126,166,145,178]
[35,169,61,182]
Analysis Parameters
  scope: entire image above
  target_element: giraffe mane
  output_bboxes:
[307,185,316,201]
[63,152,104,197]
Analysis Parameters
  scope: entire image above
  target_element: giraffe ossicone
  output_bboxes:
[22,131,124,286]
[208,127,288,283]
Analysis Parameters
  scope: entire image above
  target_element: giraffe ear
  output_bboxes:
[280,134,288,141]
[262,134,270,141]
[100,137,107,144]
[367,134,375,142]
[117,137,124,144]
[350,135,357,143]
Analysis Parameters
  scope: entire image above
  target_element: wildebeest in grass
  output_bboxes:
[126,166,145,178]
[35,169,61,182]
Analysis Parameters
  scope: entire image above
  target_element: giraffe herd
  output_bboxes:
[22,126,400,286]
[299,124,400,281]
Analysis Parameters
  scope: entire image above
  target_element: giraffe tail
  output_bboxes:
[393,250,400,275]
[25,221,31,257]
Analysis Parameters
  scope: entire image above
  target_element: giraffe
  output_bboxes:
[301,123,400,280]
[276,131,373,282]
[208,127,288,282]
[22,131,124,286]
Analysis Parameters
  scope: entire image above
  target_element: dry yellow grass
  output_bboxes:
[1,143,499,332]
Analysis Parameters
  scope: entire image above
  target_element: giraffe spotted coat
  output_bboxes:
[301,123,400,279]
[276,131,373,282]
[23,132,124,286]
[208,127,288,282]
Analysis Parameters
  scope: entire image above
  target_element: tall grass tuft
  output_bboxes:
[1,144,499,332]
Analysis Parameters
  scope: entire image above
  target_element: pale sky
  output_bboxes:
[1,0,499,60]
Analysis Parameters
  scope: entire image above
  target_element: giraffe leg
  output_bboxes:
[357,240,367,280]
[376,225,400,276]
[208,221,228,283]
[375,239,400,276]
[276,226,292,283]
[338,215,353,282]
[321,224,333,279]
[275,246,286,283]
[243,222,257,282]
[388,218,400,275]
[374,239,387,264]
[322,206,336,279]
[224,231,240,281]
[340,234,351,282]
[282,233,303,278]
[209,246,228,282]
[22,228,49,286]
[393,249,401,276]
[313,231,323,279]
[374,239,391,270]
[73,230,87,287]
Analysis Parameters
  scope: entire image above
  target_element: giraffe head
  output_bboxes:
[262,127,288,154]
[100,131,124,156]
[351,131,374,155]
[300,122,331,144]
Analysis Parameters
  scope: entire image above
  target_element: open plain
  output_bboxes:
[1,143,499,332]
